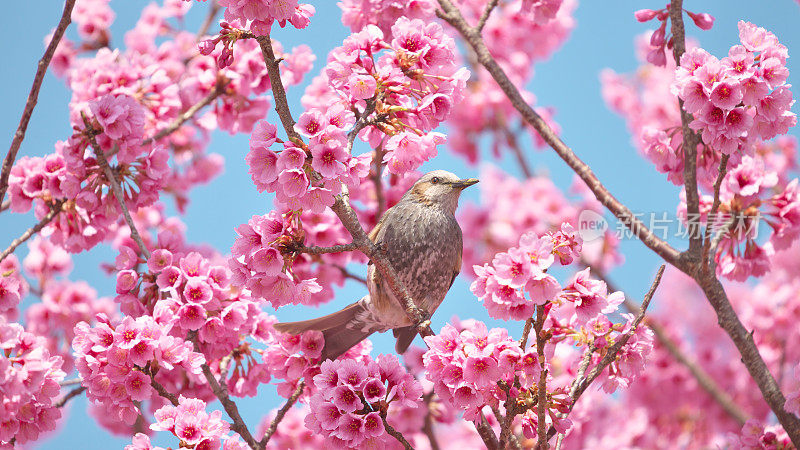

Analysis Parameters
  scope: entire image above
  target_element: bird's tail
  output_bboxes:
[273,297,374,361]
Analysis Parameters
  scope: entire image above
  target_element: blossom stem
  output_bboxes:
[0,0,77,206]
[382,414,414,450]
[294,242,358,254]
[55,386,86,408]
[150,376,179,407]
[143,76,229,146]
[701,154,730,272]
[261,380,305,446]
[82,114,151,259]
[0,199,64,264]
[534,305,548,449]
[200,362,262,450]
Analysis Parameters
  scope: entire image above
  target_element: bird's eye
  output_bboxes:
[431,176,440,184]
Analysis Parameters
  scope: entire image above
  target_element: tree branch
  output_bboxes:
[476,0,500,32]
[55,386,86,408]
[294,242,358,254]
[81,114,151,259]
[0,0,77,206]
[200,362,262,450]
[534,305,548,449]
[701,154,730,271]
[669,0,703,258]
[150,376,179,407]
[435,0,681,267]
[474,412,500,450]
[0,199,64,264]
[143,77,229,146]
[260,380,305,446]
[196,0,220,40]
[382,414,414,450]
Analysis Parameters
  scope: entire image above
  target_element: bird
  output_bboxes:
[274,170,478,361]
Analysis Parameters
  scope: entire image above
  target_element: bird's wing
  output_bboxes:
[366,212,388,266]
[448,250,462,290]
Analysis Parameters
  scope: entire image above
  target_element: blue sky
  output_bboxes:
[1,1,798,448]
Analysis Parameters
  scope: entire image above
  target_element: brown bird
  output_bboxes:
[274,170,478,360]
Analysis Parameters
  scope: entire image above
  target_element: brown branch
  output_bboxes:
[332,264,368,285]
[55,386,86,408]
[295,242,358,254]
[251,34,301,143]
[0,0,77,206]
[143,77,229,146]
[150,377,179,406]
[372,145,387,218]
[200,362,262,450]
[81,114,151,259]
[534,305,548,449]
[701,154,730,271]
[503,126,533,179]
[519,317,534,349]
[435,0,681,267]
[0,199,64,264]
[474,412,500,450]
[260,381,305,446]
[422,392,442,450]
[696,274,800,444]
[59,378,83,387]
[382,414,414,450]
[476,0,500,32]
[669,0,703,258]
[1,199,9,212]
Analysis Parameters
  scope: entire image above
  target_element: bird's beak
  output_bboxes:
[451,178,479,190]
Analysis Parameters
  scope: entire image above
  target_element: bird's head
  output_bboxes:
[408,170,479,214]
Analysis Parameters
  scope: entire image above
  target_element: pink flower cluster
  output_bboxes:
[0,317,65,445]
[674,21,796,156]
[72,314,205,425]
[422,322,543,421]
[305,355,424,448]
[136,395,246,450]
[728,419,790,449]
[217,0,314,34]
[229,212,323,309]
[471,225,584,320]
[340,0,436,38]
[261,330,325,399]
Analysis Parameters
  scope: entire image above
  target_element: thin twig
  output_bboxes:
[332,264,368,285]
[59,378,83,387]
[372,145,387,218]
[422,392,442,450]
[55,386,86,408]
[1,199,9,212]
[0,0,77,206]
[504,126,533,179]
[701,154,730,271]
[519,317,534,349]
[0,200,64,263]
[81,114,151,259]
[261,381,305,446]
[150,377,179,406]
[534,305,548,449]
[476,0,500,32]
[382,414,414,450]
[143,77,229,146]
[434,0,681,268]
[201,363,262,450]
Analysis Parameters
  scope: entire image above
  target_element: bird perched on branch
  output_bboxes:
[274,170,478,360]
